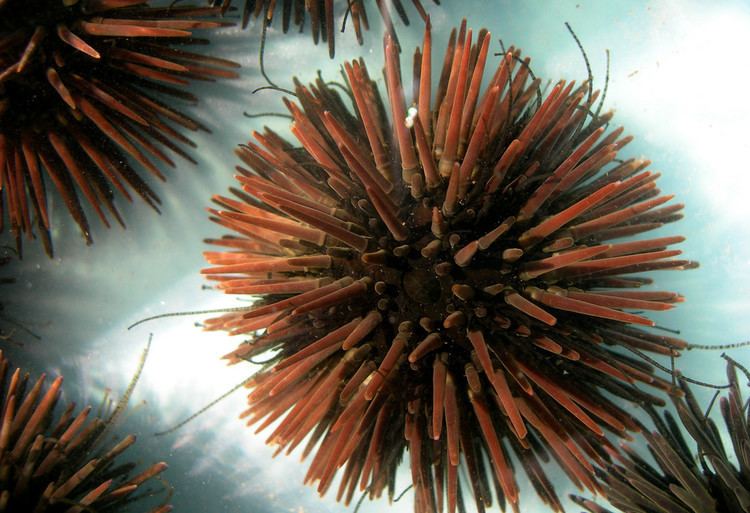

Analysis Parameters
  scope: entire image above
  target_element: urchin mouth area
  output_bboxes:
[359,224,476,328]
[360,204,523,316]
[402,267,442,305]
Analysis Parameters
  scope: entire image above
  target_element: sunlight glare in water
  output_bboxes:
[615,2,750,223]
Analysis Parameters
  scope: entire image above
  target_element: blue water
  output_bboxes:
[3,1,750,512]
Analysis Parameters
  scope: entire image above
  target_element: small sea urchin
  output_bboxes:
[0,348,171,512]
[203,21,695,512]
[572,358,750,513]
[213,0,437,58]
[0,1,239,255]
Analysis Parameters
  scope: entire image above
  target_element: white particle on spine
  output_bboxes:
[405,107,418,128]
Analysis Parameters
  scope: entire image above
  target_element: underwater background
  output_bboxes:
[2,0,750,512]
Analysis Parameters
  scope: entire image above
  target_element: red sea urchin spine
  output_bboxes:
[0,1,239,255]
[203,21,695,513]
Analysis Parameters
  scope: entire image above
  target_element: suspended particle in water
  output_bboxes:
[0,345,171,512]
[572,356,750,513]
[203,20,695,513]
[0,1,239,256]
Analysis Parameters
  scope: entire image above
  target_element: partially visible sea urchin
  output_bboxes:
[213,0,438,58]
[0,348,171,512]
[0,0,239,255]
[203,21,695,513]
[572,358,750,513]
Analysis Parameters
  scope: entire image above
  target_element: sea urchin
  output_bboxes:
[213,0,437,58]
[0,348,171,512]
[572,357,750,513]
[203,21,695,513]
[0,1,239,255]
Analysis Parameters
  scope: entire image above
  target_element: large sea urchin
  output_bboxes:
[202,21,695,513]
[0,1,239,255]
[572,358,750,513]
[213,0,437,58]
[0,348,171,512]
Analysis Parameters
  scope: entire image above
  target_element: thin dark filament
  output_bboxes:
[353,484,374,513]
[497,39,543,112]
[341,0,359,33]
[623,345,731,390]
[252,84,297,95]
[0,314,41,340]
[653,323,680,335]
[595,49,610,119]
[127,306,252,330]
[326,79,356,103]
[154,376,252,436]
[687,340,750,350]
[243,111,294,120]
[723,353,750,385]
[0,330,22,346]
[394,483,414,502]
[565,22,593,107]
[92,335,152,450]
[496,38,506,56]
[121,473,175,510]
[109,335,151,424]
[524,60,544,112]
[118,472,174,508]
[161,475,176,501]
[154,474,175,504]
[572,104,600,123]
[254,13,297,96]
[704,389,721,419]
[670,351,676,387]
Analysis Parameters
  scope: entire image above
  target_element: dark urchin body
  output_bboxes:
[0,1,238,256]
[573,358,750,513]
[203,21,695,513]
[0,349,170,513]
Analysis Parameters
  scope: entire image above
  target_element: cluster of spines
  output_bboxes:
[0,1,239,255]
[213,0,435,57]
[573,358,750,513]
[201,20,694,513]
[0,350,170,513]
